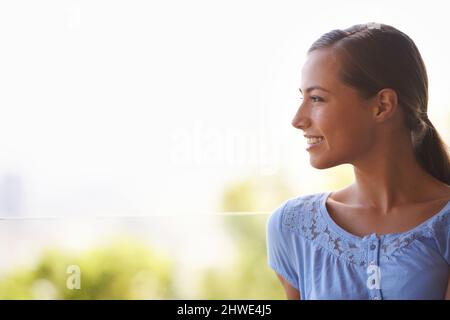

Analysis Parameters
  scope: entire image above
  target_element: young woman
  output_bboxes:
[266,23,450,300]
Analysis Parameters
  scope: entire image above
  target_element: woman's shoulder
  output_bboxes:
[426,198,450,236]
[267,191,328,235]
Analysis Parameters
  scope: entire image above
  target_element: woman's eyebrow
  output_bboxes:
[299,86,331,94]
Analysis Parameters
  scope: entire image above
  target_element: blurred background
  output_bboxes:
[0,0,449,299]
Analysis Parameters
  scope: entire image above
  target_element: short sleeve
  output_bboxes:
[266,201,299,290]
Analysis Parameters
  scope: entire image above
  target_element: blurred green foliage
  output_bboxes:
[197,175,293,299]
[198,215,285,299]
[0,173,313,299]
[0,237,175,299]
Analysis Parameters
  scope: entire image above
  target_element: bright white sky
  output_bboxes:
[0,0,449,217]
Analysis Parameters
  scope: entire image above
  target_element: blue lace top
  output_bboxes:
[266,191,450,300]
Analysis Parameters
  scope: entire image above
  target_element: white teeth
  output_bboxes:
[306,136,324,144]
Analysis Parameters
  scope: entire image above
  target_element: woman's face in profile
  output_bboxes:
[292,48,377,169]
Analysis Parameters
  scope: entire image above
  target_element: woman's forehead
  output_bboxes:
[301,49,341,92]
[303,49,340,77]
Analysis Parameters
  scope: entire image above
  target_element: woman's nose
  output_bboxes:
[291,105,309,130]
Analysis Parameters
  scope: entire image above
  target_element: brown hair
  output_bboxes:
[308,23,450,185]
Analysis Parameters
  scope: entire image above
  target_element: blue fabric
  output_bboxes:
[266,191,450,300]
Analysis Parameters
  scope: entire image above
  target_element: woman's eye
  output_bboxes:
[299,95,323,103]
[310,96,323,102]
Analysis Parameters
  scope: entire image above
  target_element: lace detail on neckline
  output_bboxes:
[280,192,449,266]
[379,211,448,257]
[282,194,367,266]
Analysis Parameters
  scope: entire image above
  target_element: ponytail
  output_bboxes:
[413,118,450,185]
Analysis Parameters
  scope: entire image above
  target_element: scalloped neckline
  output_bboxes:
[320,191,450,242]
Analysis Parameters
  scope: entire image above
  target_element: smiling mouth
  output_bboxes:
[305,136,325,150]
[306,136,324,145]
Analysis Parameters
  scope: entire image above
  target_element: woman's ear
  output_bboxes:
[373,88,398,122]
